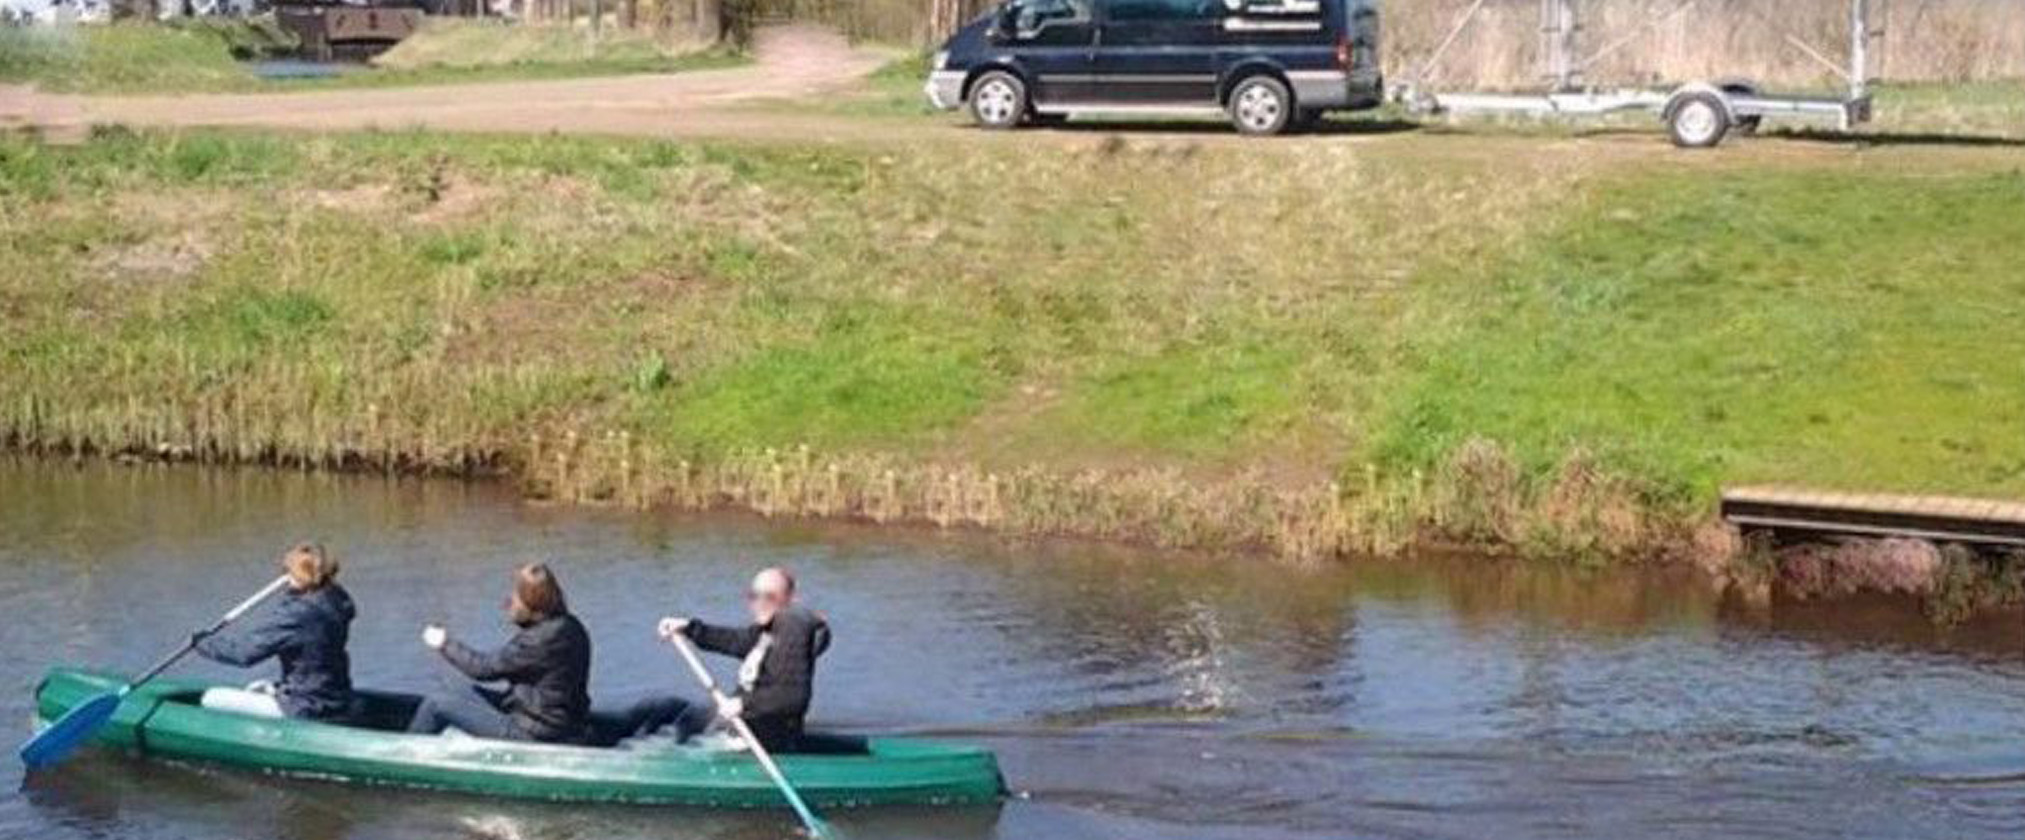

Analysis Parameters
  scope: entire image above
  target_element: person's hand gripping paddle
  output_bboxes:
[19,576,291,770]
[668,633,835,839]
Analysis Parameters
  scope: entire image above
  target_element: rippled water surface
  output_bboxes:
[1,458,2021,839]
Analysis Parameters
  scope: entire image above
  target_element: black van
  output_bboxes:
[925,0,1382,135]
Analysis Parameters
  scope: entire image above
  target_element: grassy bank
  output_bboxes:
[2,127,2022,567]
[0,21,740,95]
[0,22,266,94]
[363,18,742,83]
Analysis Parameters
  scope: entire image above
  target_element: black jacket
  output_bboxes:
[439,613,593,743]
[684,606,829,748]
[194,584,356,720]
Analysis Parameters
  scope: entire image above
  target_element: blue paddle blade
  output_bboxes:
[18,691,123,770]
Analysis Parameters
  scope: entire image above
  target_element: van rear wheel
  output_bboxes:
[1228,76,1294,136]
[969,71,1029,131]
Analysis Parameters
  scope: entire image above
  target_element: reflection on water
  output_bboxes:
[1,457,2021,840]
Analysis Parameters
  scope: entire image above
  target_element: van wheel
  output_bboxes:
[1667,92,1730,148]
[1228,76,1294,136]
[969,71,1029,131]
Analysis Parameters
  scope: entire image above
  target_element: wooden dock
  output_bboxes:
[1721,486,2025,547]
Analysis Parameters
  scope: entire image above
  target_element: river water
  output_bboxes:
[1,457,2021,840]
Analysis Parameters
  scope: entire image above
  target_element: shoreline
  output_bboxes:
[7,433,2016,623]
[1,427,1703,565]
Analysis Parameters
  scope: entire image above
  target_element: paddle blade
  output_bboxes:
[17,692,122,770]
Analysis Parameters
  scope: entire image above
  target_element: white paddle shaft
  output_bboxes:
[224,576,292,622]
[668,633,830,837]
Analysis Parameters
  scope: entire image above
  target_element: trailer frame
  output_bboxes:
[1394,0,1881,147]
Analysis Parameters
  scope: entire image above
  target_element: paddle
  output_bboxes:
[18,575,291,770]
[669,634,835,839]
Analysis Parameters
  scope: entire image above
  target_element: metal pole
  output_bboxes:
[1542,0,1581,91]
[1408,0,1491,96]
[1849,0,1869,101]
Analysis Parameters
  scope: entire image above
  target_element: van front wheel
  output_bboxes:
[969,71,1029,131]
[1228,76,1294,136]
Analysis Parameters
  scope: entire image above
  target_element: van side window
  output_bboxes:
[1105,0,1216,21]
[1012,0,1085,33]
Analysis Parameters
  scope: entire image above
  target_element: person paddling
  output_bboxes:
[634,567,829,752]
[192,542,357,722]
[408,563,593,744]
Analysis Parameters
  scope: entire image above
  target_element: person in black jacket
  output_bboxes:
[631,567,829,752]
[194,542,356,721]
[408,563,593,743]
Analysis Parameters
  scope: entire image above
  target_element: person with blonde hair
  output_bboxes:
[195,542,357,721]
[408,563,593,743]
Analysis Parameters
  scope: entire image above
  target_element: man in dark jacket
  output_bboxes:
[195,543,356,721]
[409,563,593,743]
[647,567,830,752]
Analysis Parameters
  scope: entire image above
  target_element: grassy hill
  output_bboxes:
[1,127,2021,565]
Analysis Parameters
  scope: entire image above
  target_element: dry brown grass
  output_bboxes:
[1776,537,1944,598]
[1382,0,2023,88]
[515,435,1701,565]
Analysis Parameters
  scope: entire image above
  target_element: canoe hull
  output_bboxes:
[33,668,1004,809]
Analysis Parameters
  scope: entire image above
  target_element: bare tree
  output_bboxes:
[695,0,721,42]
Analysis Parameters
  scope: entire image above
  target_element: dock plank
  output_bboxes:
[1719,485,2025,548]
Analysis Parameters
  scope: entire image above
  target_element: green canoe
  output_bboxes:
[32,667,1005,809]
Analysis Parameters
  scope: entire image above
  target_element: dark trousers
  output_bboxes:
[406,683,521,740]
[619,693,713,742]
[622,693,803,752]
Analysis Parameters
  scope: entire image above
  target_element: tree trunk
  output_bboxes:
[694,0,720,43]
[620,0,637,29]
[930,0,961,42]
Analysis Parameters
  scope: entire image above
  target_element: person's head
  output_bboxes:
[747,567,796,623]
[281,542,339,592]
[507,563,568,626]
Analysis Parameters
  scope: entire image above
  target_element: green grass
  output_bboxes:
[785,51,942,119]
[0,20,743,95]
[1374,169,2025,500]
[1870,81,2025,138]
[275,49,746,91]
[3,127,2023,558]
[0,23,263,94]
[346,18,746,90]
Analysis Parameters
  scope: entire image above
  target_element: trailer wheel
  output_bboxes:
[968,71,1029,131]
[1667,92,1730,148]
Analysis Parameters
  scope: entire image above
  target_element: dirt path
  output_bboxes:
[8,24,894,142]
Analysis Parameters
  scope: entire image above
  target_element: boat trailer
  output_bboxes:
[1395,0,1882,147]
